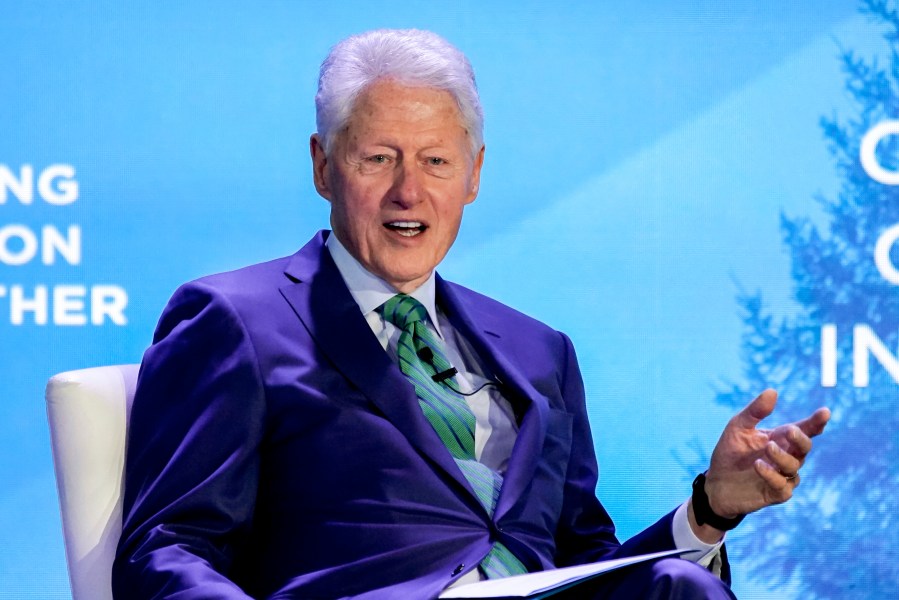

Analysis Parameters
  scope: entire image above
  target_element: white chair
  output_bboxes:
[46,364,140,600]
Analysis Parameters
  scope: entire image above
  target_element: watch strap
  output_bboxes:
[692,472,746,531]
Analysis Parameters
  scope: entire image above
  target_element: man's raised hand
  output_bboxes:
[703,389,830,522]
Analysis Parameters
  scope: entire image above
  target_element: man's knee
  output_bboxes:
[646,558,735,599]
[558,558,735,600]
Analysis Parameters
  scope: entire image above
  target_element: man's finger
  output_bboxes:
[772,424,812,458]
[795,407,831,437]
[754,459,794,504]
[765,440,802,475]
[731,389,778,430]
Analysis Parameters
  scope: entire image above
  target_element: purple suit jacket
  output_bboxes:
[113,231,678,599]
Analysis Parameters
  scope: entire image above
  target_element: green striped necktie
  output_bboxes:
[380,293,527,579]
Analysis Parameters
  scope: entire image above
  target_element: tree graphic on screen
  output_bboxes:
[716,1,899,597]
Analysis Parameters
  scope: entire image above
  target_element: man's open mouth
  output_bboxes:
[385,221,427,237]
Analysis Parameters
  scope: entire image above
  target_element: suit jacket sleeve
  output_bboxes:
[113,281,262,599]
[552,331,678,567]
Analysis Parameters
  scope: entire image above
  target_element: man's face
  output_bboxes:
[311,79,484,293]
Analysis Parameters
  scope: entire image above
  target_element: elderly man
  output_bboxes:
[113,29,830,599]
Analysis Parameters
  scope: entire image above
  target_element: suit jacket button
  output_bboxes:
[452,563,465,576]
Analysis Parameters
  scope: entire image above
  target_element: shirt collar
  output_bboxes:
[326,232,444,337]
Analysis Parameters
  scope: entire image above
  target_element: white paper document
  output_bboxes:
[438,549,688,599]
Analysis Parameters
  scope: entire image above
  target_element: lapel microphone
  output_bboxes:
[416,347,458,383]
[432,367,458,383]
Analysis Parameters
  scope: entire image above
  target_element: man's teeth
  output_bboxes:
[386,221,425,237]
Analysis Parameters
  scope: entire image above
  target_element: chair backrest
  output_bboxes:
[46,364,140,600]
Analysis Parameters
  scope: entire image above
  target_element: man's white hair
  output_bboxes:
[315,29,484,155]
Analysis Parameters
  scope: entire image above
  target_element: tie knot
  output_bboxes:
[381,294,428,330]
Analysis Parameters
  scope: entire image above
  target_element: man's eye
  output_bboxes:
[368,155,389,164]
[427,157,446,166]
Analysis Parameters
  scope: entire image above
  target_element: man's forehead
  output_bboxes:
[341,82,467,139]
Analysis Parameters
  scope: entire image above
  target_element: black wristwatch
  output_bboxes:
[691,472,745,531]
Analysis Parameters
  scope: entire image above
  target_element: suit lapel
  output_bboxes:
[278,233,484,510]
[437,277,551,523]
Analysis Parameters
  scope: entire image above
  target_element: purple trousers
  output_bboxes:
[553,558,737,600]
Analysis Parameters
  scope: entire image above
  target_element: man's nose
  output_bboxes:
[390,161,425,207]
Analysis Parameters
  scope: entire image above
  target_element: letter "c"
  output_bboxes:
[875,223,899,284]
[861,121,899,185]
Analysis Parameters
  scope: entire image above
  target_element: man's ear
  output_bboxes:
[465,145,485,205]
[310,134,332,201]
